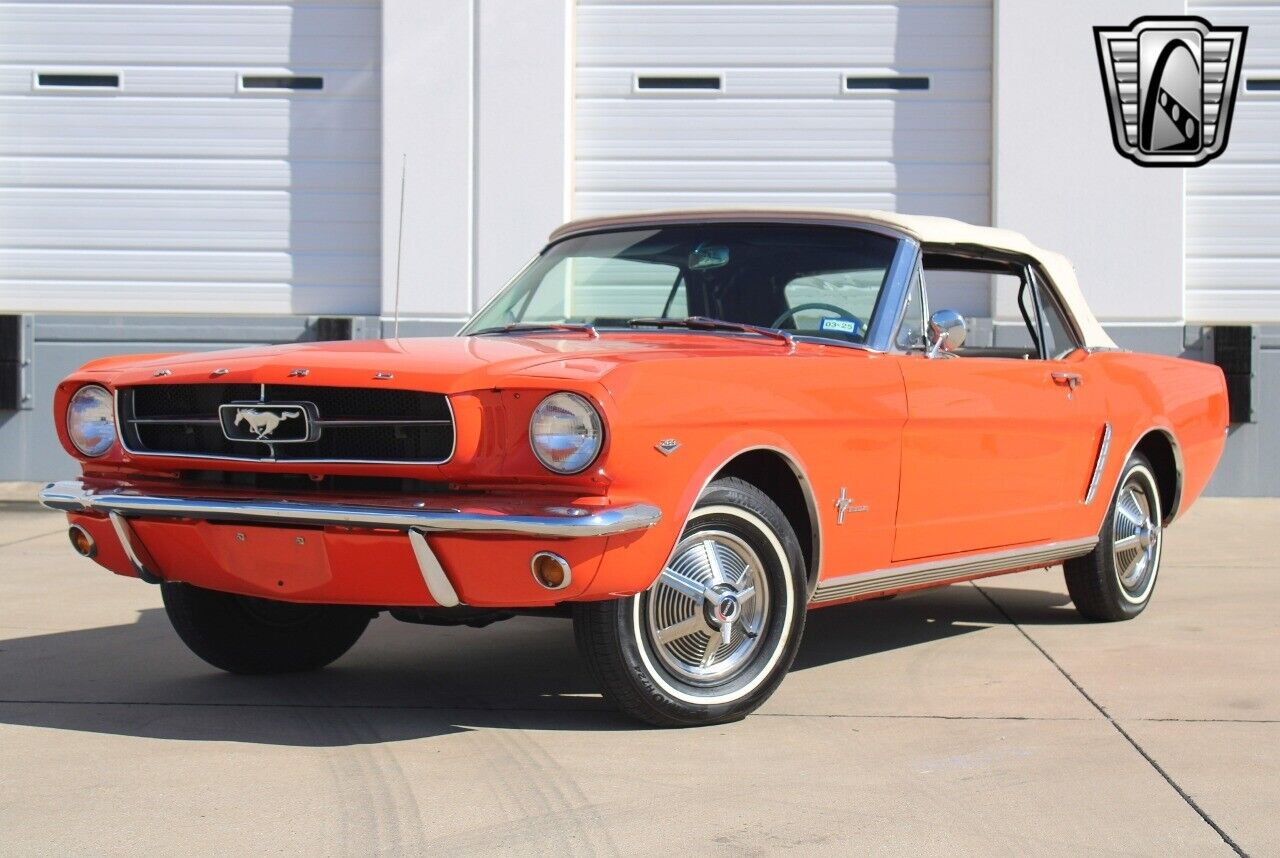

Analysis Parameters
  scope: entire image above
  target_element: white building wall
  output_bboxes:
[475,0,572,304]
[992,0,1186,324]
[381,0,473,319]
[381,0,570,324]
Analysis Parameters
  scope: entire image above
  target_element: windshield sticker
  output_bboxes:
[820,318,859,335]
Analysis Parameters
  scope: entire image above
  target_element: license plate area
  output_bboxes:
[204,522,332,595]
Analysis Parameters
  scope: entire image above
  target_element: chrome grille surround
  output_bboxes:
[116,383,456,465]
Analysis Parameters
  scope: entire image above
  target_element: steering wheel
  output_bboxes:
[771,303,866,338]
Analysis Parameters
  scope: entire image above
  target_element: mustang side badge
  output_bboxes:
[655,438,681,456]
[834,487,868,525]
[1094,16,1247,167]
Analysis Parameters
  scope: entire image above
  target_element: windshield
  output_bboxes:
[462,224,903,345]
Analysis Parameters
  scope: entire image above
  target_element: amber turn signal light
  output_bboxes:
[68,524,96,558]
[531,552,571,590]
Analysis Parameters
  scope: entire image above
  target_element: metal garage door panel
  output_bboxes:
[574,1,991,220]
[0,98,379,158]
[0,3,379,67]
[577,2,992,69]
[1186,2,1280,321]
[575,0,992,312]
[0,1,380,316]
[1,189,378,253]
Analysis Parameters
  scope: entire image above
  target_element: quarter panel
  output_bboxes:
[1085,352,1228,526]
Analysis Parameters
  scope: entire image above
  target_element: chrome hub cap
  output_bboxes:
[1113,477,1161,601]
[645,530,770,685]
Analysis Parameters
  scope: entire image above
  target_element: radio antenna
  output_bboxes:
[392,153,407,340]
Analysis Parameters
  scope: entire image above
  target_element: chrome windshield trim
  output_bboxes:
[863,237,922,353]
[811,536,1099,604]
[546,213,916,246]
[40,479,661,538]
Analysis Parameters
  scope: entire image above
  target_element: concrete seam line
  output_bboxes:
[971,582,1247,858]
[0,530,63,550]
[0,699,1266,724]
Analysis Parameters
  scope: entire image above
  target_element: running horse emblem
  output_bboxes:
[233,408,301,440]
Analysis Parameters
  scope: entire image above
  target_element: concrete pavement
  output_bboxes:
[1,499,1275,855]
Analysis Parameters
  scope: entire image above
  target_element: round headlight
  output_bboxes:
[66,385,117,457]
[529,392,604,474]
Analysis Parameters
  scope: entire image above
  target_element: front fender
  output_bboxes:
[584,429,818,599]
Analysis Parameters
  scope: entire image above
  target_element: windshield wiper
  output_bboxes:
[626,316,795,350]
[471,322,600,339]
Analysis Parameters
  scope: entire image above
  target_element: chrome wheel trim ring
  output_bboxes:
[1112,464,1162,605]
[630,504,797,706]
[644,528,771,686]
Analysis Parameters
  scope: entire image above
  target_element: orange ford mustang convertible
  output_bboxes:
[41,209,1227,726]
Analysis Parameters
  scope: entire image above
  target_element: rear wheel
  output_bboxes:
[161,582,372,674]
[1065,453,1163,622]
[574,477,807,726]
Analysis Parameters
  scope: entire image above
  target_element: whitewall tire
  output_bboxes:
[573,477,808,726]
[1065,453,1164,622]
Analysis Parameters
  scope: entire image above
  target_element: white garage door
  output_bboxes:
[1186,2,1280,322]
[574,1,992,225]
[0,1,380,316]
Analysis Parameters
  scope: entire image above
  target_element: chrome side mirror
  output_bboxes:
[927,309,967,357]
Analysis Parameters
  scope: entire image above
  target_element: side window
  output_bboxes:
[894,267,928,351]
[1033,275,1077,359]
[1002,272,1078,359]
[922,252,1077,360]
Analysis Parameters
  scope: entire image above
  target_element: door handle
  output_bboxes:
[1051,372,1083,390]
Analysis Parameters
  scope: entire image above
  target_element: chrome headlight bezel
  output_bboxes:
[66,384,117,457]
[528,392,604,475]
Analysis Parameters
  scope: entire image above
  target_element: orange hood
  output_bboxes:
[78,333,815,393]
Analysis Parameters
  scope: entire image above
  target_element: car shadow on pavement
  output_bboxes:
[0,582,1080,746]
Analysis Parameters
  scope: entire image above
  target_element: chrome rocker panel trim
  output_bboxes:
[810,536,1099,604]
[39,479,662,538]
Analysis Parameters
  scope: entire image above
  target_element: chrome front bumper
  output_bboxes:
[39,479,662,538]
[40,479,662,608]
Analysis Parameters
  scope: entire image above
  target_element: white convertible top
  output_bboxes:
[549,208,1117,350]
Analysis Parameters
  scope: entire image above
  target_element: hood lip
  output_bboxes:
[463,327,875,354]
[75,329,874,391]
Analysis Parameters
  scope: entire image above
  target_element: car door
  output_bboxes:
[891,265,1108,561]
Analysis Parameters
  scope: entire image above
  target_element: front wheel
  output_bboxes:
[1064,452,1164,622]
[161,582,372,674]
[574,477,807,726]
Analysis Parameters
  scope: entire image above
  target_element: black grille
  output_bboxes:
[119,384,454,463]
